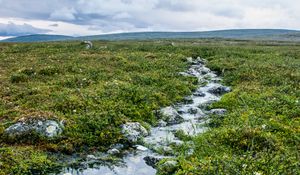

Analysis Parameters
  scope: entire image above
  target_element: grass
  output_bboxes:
[0,39,299,174]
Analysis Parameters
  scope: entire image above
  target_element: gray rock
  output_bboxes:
[144,156,162,168]
[208,85,231,95]
[186,57,193,63]
[159,107,184,125]
[186,68,199,76]
[177,108,187,114]
[196,57,206,64]
[107,148,120,155]
[178,72,191,77]
[4,119,63,139]
[157,119,167,127]
[209,109,227,115]
[86,155,97,160]
[188,107,199,114]
[121,122,149,144]
[135,145,148,151]
[200,67,210,74]
[193,91,206,97]
[110,143,124,150]
[82,41,93,49]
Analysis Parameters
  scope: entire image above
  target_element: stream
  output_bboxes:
[58,57,230,175]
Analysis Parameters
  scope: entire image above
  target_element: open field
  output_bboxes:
[0,39,299,174]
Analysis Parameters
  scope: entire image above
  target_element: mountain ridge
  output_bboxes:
[2,29,300,42]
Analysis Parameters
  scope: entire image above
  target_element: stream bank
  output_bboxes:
[59,57,230,175]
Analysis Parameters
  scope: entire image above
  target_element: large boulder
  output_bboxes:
[159,107,184,125]
[4,119,63,140]
[121,122,149,144]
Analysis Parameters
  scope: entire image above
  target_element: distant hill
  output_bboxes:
[2,29,300,42]
[2,34,74,42]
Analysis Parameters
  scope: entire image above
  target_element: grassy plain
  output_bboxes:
[0,39,299,174]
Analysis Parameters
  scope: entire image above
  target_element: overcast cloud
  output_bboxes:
[0,0,299,36]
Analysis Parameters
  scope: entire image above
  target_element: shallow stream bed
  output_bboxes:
[59,57,230,175]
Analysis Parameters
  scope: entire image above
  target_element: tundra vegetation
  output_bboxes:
[0,39,299,174]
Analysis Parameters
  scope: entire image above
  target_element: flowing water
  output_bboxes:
[59,58,230,175]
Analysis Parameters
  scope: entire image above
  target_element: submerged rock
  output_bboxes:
[183,96,193,104]
[121,122,149,144]
[4,119,63,140]
[193,91,206,97]
[159,107,184,125]
[208,85,231,95]
[144,156,162,168]
[157,119,167,127]
[187,107,200,115]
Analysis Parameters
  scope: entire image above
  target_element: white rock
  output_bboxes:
[4,119,63,139]
[107,148,120,154]
[135,145,148,151]
[121,122,148,144]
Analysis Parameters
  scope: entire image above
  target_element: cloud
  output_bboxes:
[50,7,77,21]
[0,22,51,36]
[0,0,299,36]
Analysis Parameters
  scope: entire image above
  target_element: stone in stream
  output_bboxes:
[159,107,184,125]
[178,72,191,77]
[193,91,206,97]
[208,85,231,95]
[188,107,200,115]
[107,148,120,155]
[4,118,63,141]
[86,154,98,160]
[196,57,206,64]
[144,156,162,168]
[157,119,167,127]
[209,109,227,116]
[135,145,148,151]
[186,57,193,63]
[121,122,149,144]
[200,67,210,75]
[110,143,125,150]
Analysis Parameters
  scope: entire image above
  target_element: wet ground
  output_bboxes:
[59,57,230,175]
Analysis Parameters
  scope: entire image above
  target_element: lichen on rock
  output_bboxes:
[4,118,63,141]
[121,122,149,144]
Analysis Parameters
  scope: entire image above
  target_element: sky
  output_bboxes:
[0,0,299,37]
